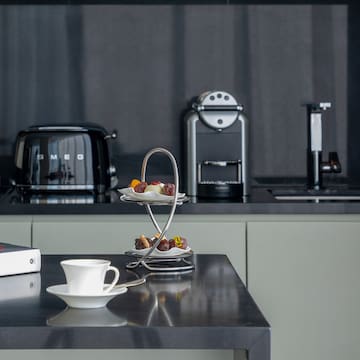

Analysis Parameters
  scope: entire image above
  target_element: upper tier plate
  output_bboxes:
[118,187,187,204]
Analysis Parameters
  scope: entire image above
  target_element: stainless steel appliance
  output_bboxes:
[185,91,248,199]
[14,124,117,194]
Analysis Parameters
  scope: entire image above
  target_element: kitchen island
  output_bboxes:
[0,254,270,360]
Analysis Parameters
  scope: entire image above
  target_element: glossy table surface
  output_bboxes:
[0,254,270,359]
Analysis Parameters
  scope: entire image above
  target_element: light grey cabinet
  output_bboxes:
[247,220,360,360]
[32,214,246,282]
[0,216,32,247]
[32,215,151,254]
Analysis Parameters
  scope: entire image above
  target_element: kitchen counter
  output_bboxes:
[1,186,360,214]
[0,254,270,360]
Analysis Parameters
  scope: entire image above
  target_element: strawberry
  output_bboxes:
[134,181,147,193]
[150,180,162,185]
[163,183,175,196]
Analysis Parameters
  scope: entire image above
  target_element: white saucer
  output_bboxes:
[46,284,128,309]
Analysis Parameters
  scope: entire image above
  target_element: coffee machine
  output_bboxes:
[185,91,248,199]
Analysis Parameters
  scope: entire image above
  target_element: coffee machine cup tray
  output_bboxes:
[197,182,243,199]
[196,159,243,198]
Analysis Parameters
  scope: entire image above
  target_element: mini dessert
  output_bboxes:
[144,183,163,193]
[157,239,170,251]
[151,232,169,251]
[150,181,161,185]
[169,236,188,250]
[134,233,189,252]
[135,234,152,249]
[128,179,176,196]
[134,181,148,193]
[163,183,176,196]
[129,179,141,188]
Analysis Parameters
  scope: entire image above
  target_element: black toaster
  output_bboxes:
[14,124,117,194]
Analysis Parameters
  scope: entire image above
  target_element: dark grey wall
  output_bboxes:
[348,4,360,180]
[0,4,349,186]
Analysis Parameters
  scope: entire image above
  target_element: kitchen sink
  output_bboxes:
[270,188,360,201]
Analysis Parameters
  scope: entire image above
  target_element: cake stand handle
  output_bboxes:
[129,147,179,265]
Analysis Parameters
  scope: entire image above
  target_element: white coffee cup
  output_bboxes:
[61,259,120,295]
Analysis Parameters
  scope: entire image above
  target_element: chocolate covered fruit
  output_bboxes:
[169,236,188,250]
[134,233,189,251]
[152,233,169,251]
[157,239,170,251]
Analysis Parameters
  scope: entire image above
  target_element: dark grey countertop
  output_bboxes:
[0,254,270,359]
[1,185,360,215]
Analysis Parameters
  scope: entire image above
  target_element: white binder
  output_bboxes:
[0,243,41,277]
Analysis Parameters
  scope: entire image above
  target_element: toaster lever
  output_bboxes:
[104,130,117,140]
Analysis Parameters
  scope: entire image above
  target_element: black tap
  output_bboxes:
[306,102,341,190]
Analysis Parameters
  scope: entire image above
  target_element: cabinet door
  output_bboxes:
[0,216,32,247]
[32,215,246,282]
[247,221,360,360]
[32,215,155,254]
[0,349,234,360]
[170,215,246,281]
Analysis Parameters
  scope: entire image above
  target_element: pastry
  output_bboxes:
[144,183,163,193]
[135,234,151,249]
